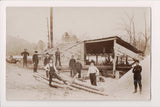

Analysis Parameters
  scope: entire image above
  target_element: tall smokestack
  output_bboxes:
[47,17,50,49]
[50,7,53,48]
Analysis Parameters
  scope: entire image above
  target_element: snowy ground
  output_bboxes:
[6,56,150,100]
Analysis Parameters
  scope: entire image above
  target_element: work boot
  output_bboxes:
[133,89,137,93]
[140,87,142,94]
[140,90,142,94]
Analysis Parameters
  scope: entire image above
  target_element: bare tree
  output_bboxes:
[137,14,150,54]
[119,13,150,55]
[122,15,137,47]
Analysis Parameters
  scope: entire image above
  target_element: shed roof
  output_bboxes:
[84,36,143,54]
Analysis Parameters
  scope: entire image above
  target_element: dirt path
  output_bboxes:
[6,56,150,100]
[6,63,108,100]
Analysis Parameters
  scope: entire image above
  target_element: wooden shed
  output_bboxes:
[46,36,143,78]
[83,36,143,78]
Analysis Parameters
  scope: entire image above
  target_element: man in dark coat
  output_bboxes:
[69,55,76,77]
[55,48,61,66]
[32,51,39,73]
[44,53,51,66]
[44,53,51,78]
[132,60,142,94]
[75,58,82,78]
[21,49,29,67]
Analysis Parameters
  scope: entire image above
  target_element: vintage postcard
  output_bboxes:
[6,7,150,100]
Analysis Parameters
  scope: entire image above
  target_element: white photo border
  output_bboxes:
[0,1,160,107]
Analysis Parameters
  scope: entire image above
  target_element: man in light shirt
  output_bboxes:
[87,62,99,86]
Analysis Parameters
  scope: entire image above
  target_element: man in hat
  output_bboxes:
[132,60,142,94]
[44,53,51,78]
[55,48,61,66]
[75,58,82,78]
[69,55,76,77]
[21,49,29,67]
[32,51,39,73]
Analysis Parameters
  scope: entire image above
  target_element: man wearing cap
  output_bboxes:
[44,53,51,78]
[32,51,39,73]
[55,48,61,66]
[21,49,29,67]
[75,58,82,78]
[132,60,142,94]
[69,55,76,77]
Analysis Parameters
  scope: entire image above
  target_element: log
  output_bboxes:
[34,74,108,96]
[60,73,103,92]
[64,73,79,95]
[73,80,101,91]
[70,84,108,96]
[51,74,107,95]
[33,74,75,90]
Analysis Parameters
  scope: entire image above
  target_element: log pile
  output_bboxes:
[33,73,108,96]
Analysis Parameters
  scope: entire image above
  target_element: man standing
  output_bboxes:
[44,53,51,66]
[21,49,29,67]
[69,55,76,77]
[32,51,39,73]
[55,48,61,66]
[44,53,51,78]
[75,58,82,78]
[132,60,142,94]
[87,62,99,86]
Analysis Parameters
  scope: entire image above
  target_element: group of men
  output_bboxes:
[69,55,82,78]
[21,48,62,72]
[21,48,67,87]
[21,49,39,72]
[20,48,143,94]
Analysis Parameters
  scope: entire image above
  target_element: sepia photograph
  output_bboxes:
[6,7,151,100]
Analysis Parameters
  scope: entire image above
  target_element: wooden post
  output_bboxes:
[96,55,98,65]
[126,55,128,65]
[113,40,118,78]
[83,42,86,65]
[116,56,118,65]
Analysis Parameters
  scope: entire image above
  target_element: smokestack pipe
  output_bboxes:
[50,7,53,48]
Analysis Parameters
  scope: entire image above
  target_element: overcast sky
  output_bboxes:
[6,7,150,44]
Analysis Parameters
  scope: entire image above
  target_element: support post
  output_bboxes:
[116,56,118,65]
[83,42,86,66]
[96,55,98,65]
[113,40,119,79]
[126,55,128,65]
